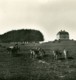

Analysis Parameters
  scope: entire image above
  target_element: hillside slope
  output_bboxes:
[39,40,76,57]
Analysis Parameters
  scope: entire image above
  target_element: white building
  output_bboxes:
[57,30,69,40]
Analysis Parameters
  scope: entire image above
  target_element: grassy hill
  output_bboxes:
[0,43,76,80]
[39,40,76,58]
[0,40,76,80]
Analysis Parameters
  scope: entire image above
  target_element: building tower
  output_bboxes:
[57,30,69,40]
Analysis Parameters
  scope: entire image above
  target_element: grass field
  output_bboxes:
[0,42,76,80]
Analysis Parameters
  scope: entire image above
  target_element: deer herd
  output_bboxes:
[6,44,72,60]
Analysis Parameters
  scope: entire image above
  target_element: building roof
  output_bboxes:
[57,30,69,35]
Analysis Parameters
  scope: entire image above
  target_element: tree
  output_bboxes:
[0,29,44,42]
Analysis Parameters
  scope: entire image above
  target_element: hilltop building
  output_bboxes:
[57,30,69,40]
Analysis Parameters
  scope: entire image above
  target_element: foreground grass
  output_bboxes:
[0,45,75,80]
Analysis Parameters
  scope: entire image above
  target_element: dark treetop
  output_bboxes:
[0,29,44,42]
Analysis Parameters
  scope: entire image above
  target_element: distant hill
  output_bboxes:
[39,40,76,58]
[0,29,44,42]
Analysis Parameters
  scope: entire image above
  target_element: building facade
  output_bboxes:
[57,30,69,40]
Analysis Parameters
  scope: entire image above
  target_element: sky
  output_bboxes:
[0,0,76,41]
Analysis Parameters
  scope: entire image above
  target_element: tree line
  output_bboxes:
[0,29,44,42]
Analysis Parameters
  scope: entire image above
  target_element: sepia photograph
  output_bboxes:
[0,0,76,80]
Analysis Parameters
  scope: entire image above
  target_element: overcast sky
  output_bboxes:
[0,0,76,41]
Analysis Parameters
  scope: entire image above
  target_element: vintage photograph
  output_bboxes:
[0,0,76,80]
